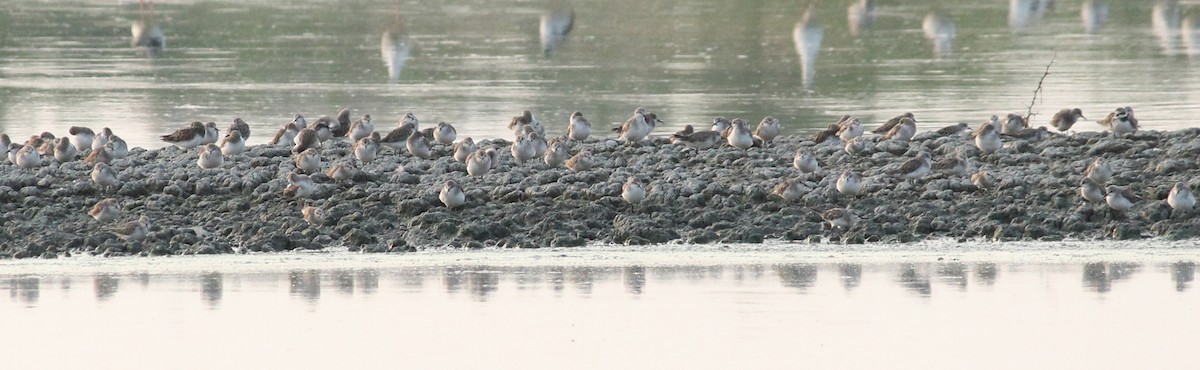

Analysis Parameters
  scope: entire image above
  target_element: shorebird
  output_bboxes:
[812,124,841,144]
[348,114,374,142]
[615,107,656,142]
[898,152,933,181]
[544,139,570,167]
[973,124,1002,154]
[353,133,379,163]
[283,172,316,199]
[1050,108,1085,132]
[400,112,419,128]
[110,215,150,242]
[1097,107,1138,135]
[35,135,55,157]
[1003,126,1050,142]
[510,134,537,164]
[326,162,355,182]
[433,122,457,145]
[972,171,996,190]
[291,114,308,130]
[108,136,129,159]
[1085,158,1113,184]
[53,138,77,162]
[92,128,114,151]
[292,128,320,154]
[302,204,324,226]
[271,122,300,146]
[836,170,864,196]
[311,118,334,142]
[453,137,477,163]
[772,178,809,201]
[88,198,121,223]
[527,131,548,158]
[621,177,647,205]
[936,122,970,136]
[466,147,498,176]
[822,207,858,233]
[883,116,916,141]
[407,130,435,159]
[793,149,819,173]
[294,148,321,174]
[91,162,119,192]
[837,116,864,141]
[981,115,1001,133]
[440,180,466,208]
[161,121,206,149]
[844,137,867,156]
[84,144,113,165]
[0,134,10,156]
[220,130,246,156]
[14,145,40,169]
[68,126,95,152]
[567,111,591,141]
[727,118,755,149]
[1105,185,1141,212]
[1079,177,1106,203]
[873,112,915,134]
[332,108,352,138]
[229,117,250,139]
[508,110,544,137]
[671,129,722,150]
[381,120,417,152]
[565,150,595,172]
[1001,114,1027,135]
[933,156,969,176]
[1168,182,1196,211]
[712,116,733,136]
[754,117,781,143]
[197,144,224,169]
[199,122,220,145]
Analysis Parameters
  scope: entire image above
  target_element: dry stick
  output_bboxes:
[1024,53,1057,123]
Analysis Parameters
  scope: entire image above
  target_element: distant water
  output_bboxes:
[2,247,1198,369]
[1,0,1199,149]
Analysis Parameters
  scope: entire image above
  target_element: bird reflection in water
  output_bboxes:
[1153,0,1182,55]
[838,263,863,291]
[288,270,321,304]
[897,264,931,296]
[200,272,222,308]
[775,264,817,293]
[93,274,120,302]
[1171,262,1194,292]
[975,263,998,286]
[381,8,413,82]
[937,262,967,290]
[131,0,165,57]
[623,265,646,295]
[1181,7,1200,57]
[8,276,40,306]
[1081,0,1109,34]
[540,4,575,57]
[1009,0,1051,31]
[922,12,956,57]
[466,271,500,301]
[1082,262,1141,293]
[793,3,823,89]
[334,270,355,295]
[847,0,875,37]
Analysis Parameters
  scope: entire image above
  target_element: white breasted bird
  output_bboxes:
[466,147,498,177]
[68,126,95,152]
[88,198,122,224]
[836,170,864,195]
[294,148,321,174]
[754,116,781,143]
[91,162,119,192]
[793,148,819,173]
[433,122,457,145]
[622,177,647,205]
[348,114,375,143]
[1105,185,1141,211]
[453,137,478,163]
[565,150,595,172]
[440,180,466,208]
[161,121,206,149]
[567,111,591,141]
[197,144,224,169]
[1167,182,1196,211]
[727,118,755,149]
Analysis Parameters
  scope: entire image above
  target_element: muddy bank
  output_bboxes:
[3,128,1200,259]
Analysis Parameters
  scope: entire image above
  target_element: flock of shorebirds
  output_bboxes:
[0,104,1191,245]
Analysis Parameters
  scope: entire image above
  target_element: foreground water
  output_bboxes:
[3,246,1198,369]
[3,0,1200,148]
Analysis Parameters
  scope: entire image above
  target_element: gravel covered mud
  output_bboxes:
[3,128,1200,259]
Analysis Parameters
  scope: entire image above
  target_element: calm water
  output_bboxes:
[2,247,1199,369]
[2,0,1200,148]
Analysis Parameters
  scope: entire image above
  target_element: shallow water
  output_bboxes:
[2,246,1199,369]
[2,0,1199,148]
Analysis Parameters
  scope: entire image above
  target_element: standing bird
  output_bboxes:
[622,177,647,205]
[565,150,595,172]
[348,114,375,143]
[1050,108,1086,132]
[711,116,733,136]
[567,111,591,141]
[544,139,570,167]
[1079,177,1106,203]
[1167,182,1196,211]
[107,136,129,159]
[292,128,320,154]
[837,117,864,141]
[229,118,250,139]
[220,130,246,156]
[68,126,95,152]
[898,152,933,181]
[812,124,841,144]
[332,108,352,138]
[14,145,40,169]
[873,112,915,134]
[161,121,207,149]
[754,117,781,143]
[88,198,122,224]
[381,120,418,152]
[291,114,309,130]
[433,122,457,145]
[973,124,1002,154]
[727,118,755,149]
[294,148,321,174]
[92,127,114,151]
[793,149,819,173]
[197,144,224,169]
[110,216,151,242]
[53,138,77,162]
[883,116,917,141]
[1097,107,1138,135]
[823,207,858,233]
[453,137,478,163]
[772,178,810,201]
[615,107,655,142]
[439,180,466,209]
[283,172,316,199]
[0,134,10,156]
[271,122,300,146]
[200,122,220,145]
[407,131,434,159]
[302,204,325,227]
[1085,158,1113,184]
[510,134,537,164]
[353,133,380,164]
[326,162,355,182]
[1105,185,1141,211]
[311,119,334,142]
[1001,113,1028,135]
[933,156,969,176]
[508,110,545,137]
[466,147,498,176]
[844,137,867,156]
[84,144,113,165]
[836,170,864,196]
[91,162,120,192]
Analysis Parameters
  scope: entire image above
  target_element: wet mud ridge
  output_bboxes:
[3,129,1200,259]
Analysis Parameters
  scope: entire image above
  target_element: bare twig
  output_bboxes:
[1024,53,1056,122]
